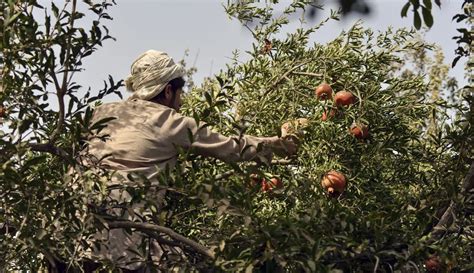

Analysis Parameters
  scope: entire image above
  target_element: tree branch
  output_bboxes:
[50,0,77,142]
[106,220,215,259]
[28,142,74,164]
[263,62,310,96]
[291,71,324,77]
[428,161,474,241]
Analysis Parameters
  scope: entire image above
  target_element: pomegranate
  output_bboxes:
[350,123,369,139]
[261,177,282,192]
[425,256,442,273]
[334,90,356,106]
[315,83,333,100]
[261,38,272,54]
[321,171,347,195]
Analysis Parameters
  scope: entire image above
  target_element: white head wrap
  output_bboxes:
[125,50,186,101]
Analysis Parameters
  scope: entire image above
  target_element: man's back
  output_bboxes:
[87,99,191,179]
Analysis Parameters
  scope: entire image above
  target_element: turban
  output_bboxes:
[125,50,186,101]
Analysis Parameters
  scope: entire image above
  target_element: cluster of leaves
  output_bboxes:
[451,0,472,67]
[400,0,438,29]
[1,0,121,271]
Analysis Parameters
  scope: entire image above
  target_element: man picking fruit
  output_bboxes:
[82,50,298,271]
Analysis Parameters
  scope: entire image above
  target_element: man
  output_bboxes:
[84,50,297,271]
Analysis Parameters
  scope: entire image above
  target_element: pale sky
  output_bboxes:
[73,0,466,102]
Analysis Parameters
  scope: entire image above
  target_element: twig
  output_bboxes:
[14,199,31,239]
[373,255,380,273]
[50,0,77,142]
[263,62,310,96]
[28,142,74,165]
[291,71,323,77]
[106,220,215,259]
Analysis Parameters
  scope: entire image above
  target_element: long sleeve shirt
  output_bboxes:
[86,99,276,182]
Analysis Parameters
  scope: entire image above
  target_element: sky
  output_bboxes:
[72,0,466,103]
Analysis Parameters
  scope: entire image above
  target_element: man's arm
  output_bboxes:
[160,109,297,163]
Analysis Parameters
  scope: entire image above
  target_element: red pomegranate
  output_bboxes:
[334,90,356,106]
[321,171,347,195]
[350,123,369,139]
[315,83,333,100]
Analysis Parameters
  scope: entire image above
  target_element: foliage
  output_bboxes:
[1,0,472,272]
[1,0,120,270]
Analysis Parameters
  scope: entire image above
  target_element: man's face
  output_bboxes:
[170,88,183,112]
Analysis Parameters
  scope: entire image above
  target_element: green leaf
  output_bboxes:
[401,2,410,17]
[452,56,461,68]
[51,2,59,18]
[216,76,224,87]
[423,0,432,10]
[422,6,433,28]
[409,0,420,9]
[90,117,116,130]
[5,12,21,27]
[204,92,213,106]
[413,10,422,29]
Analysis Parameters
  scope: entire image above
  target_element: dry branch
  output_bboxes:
[429,162,474,241]
[106,220,215,259]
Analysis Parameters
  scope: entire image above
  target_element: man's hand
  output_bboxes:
[281,118,308,139]
[270,136,299,157]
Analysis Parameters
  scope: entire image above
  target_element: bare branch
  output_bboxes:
[291,71,324,77]
[28,142,74,164]
[106,220,215,259]
[428,162,474,241]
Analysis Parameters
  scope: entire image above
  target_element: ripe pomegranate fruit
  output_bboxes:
[261,38,272,54]
[315,83,333,100]
[261,177,282,192]
[321,171,347,195]
[334,90,356,106]
[425,256,442,273]
[350,123,369,139]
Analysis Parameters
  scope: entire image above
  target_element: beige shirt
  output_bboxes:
[85,99,278,269]
[87,99,275,182]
